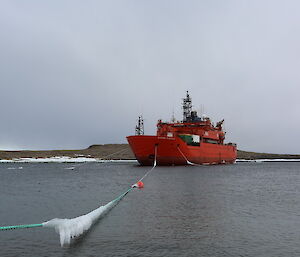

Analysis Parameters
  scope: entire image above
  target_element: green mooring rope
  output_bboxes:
[0,187,134,231]
[0,146,156,233]
[0,223,43,230]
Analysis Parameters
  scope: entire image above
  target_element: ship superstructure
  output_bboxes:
[127,91,237,165]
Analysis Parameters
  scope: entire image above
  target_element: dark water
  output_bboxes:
[0,162,300,257]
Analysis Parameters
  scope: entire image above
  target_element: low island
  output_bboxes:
[0,144,300,161]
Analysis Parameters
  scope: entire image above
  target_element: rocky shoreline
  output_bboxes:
[0,144,299,161]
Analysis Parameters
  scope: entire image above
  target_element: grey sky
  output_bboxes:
[1,0,300,153]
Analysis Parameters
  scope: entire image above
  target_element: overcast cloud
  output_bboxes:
[0,0,300,153]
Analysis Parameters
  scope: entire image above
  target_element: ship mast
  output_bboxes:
[135,115,144,135]
[182,91,192,122]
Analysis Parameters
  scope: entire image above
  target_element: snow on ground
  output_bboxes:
[237,159,300,162]
[0,157,137,163]
[0,157,299,163]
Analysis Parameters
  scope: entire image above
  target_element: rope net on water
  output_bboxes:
[43,188,132,246]
[0,146,157,247]
[0,188,132,247]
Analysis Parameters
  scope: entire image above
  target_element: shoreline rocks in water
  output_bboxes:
[0,144,299,160]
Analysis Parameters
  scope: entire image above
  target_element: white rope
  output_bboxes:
[100,147,129,160]
[138,145,157,182]
[177,146,198,166]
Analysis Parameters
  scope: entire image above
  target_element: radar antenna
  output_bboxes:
[135,115,144,135]
[171,109,176,123]
[182,91,192,122]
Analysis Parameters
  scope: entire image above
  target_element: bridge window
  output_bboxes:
[203,138,219,144]
[178,134,200,146]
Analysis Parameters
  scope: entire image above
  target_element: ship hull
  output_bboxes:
[127,135,237,166]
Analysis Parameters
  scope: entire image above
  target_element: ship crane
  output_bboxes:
[216,119,225,129]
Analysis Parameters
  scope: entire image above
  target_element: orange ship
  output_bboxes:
[127,91,237,166]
